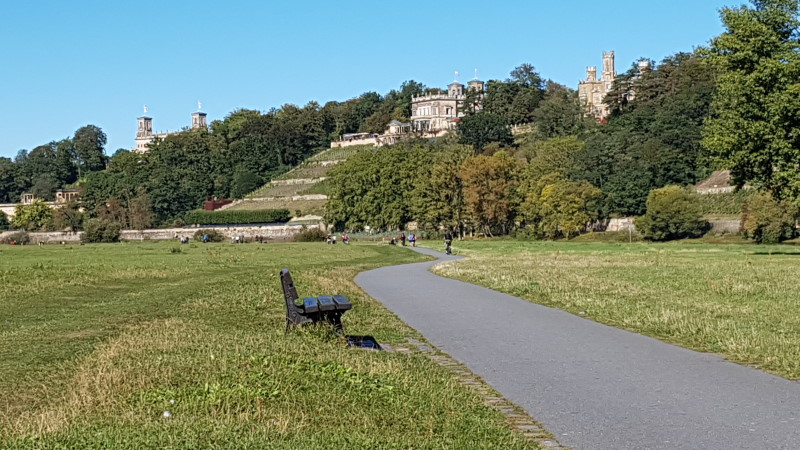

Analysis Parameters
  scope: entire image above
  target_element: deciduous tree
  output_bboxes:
[703,0,800,199]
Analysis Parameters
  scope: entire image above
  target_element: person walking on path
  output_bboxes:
[400,232,406,247]
[443,230,453,255]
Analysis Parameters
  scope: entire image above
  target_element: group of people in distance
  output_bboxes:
[326,233,349,244]
[389,232,416,247]
[386,230,454,254]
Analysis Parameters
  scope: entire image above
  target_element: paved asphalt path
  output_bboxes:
[355,247,800,450]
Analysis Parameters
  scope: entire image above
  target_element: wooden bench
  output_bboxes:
[281,268,352,333]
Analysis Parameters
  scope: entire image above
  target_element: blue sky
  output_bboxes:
[0,0,735,158]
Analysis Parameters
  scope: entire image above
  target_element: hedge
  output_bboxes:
[184,209,291,225]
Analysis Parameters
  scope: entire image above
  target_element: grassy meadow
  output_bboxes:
[425,239,800,380]
[0,242,538,449]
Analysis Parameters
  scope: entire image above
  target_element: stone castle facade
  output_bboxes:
[134,105,208,153]
[578,51,617,120]
[410,77,484,132]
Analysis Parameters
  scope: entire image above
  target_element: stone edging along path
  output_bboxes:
[355,247,800,450]
[393,337,566,449]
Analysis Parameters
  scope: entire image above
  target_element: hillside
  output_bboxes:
[222,145,373,219]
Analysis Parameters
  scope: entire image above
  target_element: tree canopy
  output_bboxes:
[703,0,800,200]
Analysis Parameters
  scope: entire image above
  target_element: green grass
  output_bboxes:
[226,198,328,216]
[297,178,332,196]
[308,145,373,162]
[422,239,800,379]
[0,242,538,449]
[273,165,330,181]
[246,183,311,199]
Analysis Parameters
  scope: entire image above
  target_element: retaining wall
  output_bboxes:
[0,224,310,244]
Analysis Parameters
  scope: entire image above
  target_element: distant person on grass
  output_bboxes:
[400,232,406,247]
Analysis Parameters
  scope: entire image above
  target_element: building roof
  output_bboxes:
[388,120,410,126]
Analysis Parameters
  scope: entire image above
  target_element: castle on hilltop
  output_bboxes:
[133,103,208,153]
[578,51,617,120]
[410,74,484,132]
[330,72,485,148]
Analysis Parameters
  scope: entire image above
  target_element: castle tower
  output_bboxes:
[467,79,484,92]
[586,66,598,82]
[448,81,465,97]
[192,101,207,129]
[137,114,153,138]
[602,51,616,81]
[191,111,207,129]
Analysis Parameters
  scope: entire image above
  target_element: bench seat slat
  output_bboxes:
[303,297,319,313]
[332,295,352,311]
[317,295,336,312]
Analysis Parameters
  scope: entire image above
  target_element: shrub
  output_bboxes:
[1,231,30,245]
[741,193,799,244]
[81,219,122,243]
[11,200,54,231]
[293,226,327,242]
[636,186,710,241]
[0,212,8,231]
[184,209,291,226]
[193,229,225,242]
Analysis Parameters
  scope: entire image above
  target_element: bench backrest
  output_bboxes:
[281,268,299,306]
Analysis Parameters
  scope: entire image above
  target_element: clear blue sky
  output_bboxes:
[0,0,736,159]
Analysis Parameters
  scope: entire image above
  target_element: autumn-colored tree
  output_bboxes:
[459,151,521,236]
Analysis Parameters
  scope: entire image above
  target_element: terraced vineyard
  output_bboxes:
[225,145,371,218]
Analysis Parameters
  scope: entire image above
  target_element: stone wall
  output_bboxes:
[0,224,309,244]
[605,217,741,234]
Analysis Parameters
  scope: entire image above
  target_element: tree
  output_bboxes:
[230,167,264,198]
[52,201,84,231]
[29,174,59,201]
[410,145,472,233]
[519,174,601,239]
[81,218,121,243]
[325,146,431,231]
[11,199,53,231]
[459,151,520,236]
[532,82,585,138]
[635,186,710,241]
[482,64,545,124]
[127,188,154,230]
[741,192,799,243]
[575,52,717,216]
[0,212,9,231]
[0,157,20,203]
[703,0,800,200]
[520,136,584,182]
[458,112,513,153]
[73,125,108,175]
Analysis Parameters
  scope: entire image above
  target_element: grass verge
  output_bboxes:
[422,239,800,380]
[0,242,538,449]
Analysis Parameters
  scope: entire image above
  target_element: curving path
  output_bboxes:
[355,247,800,450]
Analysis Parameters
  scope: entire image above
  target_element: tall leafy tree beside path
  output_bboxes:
[703,0,800,200]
